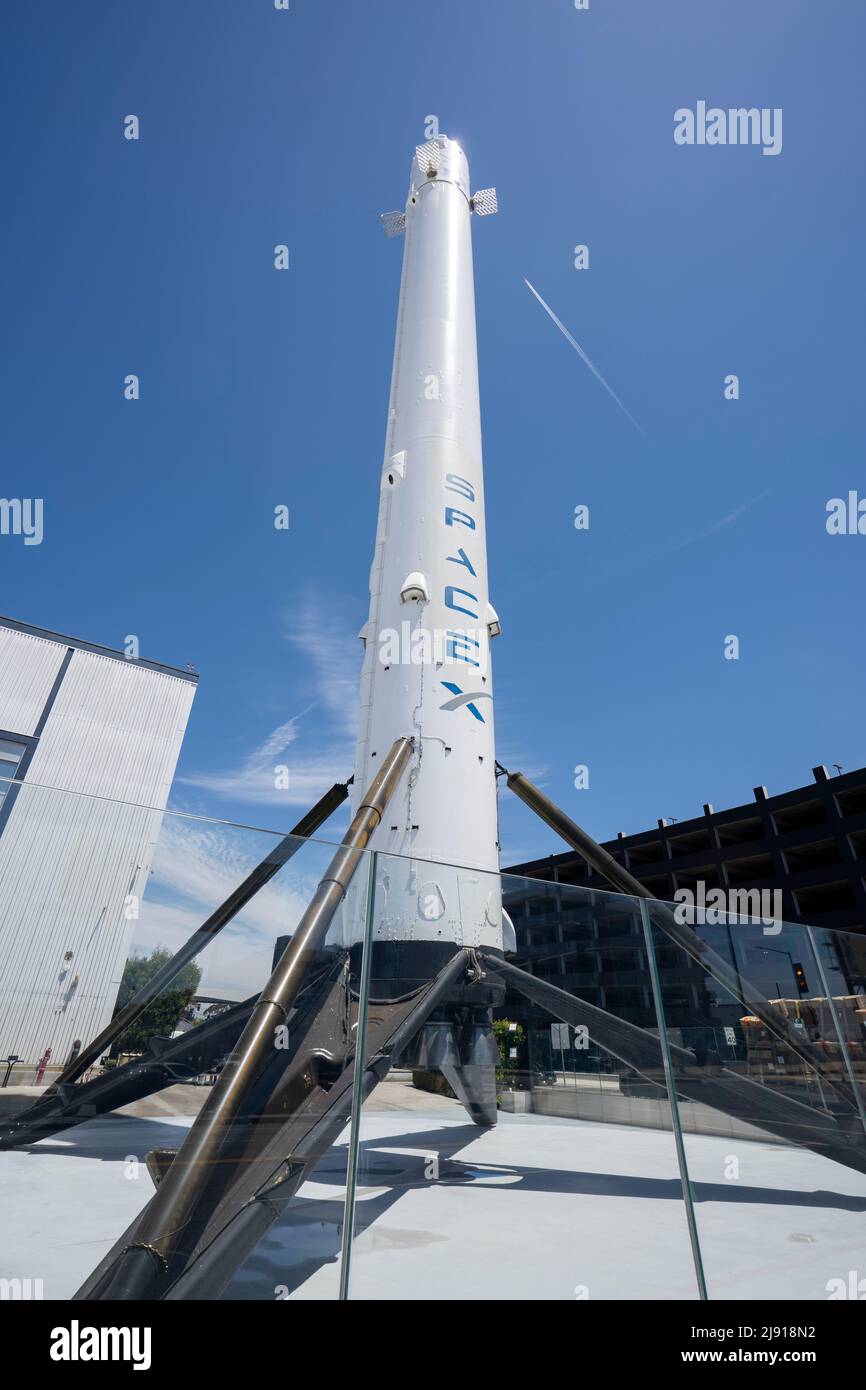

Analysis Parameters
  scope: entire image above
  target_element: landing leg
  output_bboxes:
[76,947,472,1300]
[480,952,866,1178]
[441,1061,497,1127]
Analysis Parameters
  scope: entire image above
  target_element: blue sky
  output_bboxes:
[2,0,864,866]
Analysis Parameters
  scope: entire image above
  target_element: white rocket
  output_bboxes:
[346,134,507,975]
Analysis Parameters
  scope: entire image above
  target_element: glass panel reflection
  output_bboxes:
[342,859,700,1300]
[2,777,864,1304]
[646,902,866,1300]
[0,778,372,1301]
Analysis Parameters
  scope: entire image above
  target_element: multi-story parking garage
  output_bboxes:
[503,765,866,1056]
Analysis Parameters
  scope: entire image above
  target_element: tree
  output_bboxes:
[110,947,202,1056]
[493,1018,525,1087]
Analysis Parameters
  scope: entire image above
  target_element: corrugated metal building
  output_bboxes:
[0,616,197,1065]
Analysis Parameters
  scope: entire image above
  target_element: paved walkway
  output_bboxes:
[3,1091,865,1300]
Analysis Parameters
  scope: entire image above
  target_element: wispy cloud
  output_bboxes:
[284,595,362,739]
[176,594,363,810]
[133,813,332,997]
[176,711,348,808]
[524,278,646,437]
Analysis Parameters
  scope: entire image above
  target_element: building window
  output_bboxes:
[0,736,27,805]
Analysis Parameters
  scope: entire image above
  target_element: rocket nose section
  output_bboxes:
[409,135,471,200]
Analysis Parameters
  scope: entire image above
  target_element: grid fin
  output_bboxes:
[471,187,499,217]
[415,141,442,176]
[380,210,406,238]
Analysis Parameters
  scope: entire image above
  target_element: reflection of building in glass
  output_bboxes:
[0,616,197,1066]
[508,765,866,925]
[496,872,866,1129]
[741,991,866,1087]
[499,765,866,1090]
[498,877,720,1082]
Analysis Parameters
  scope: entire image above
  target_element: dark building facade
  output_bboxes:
[506,765,866,936]
[500,765,866,1078]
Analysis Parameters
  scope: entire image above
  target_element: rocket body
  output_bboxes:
[348,136,502,953]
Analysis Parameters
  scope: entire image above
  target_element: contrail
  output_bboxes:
[524,278,645,437]
[667,489,772,555]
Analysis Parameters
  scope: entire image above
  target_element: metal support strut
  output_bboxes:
[81,736,413,1301]
[58,779,352,1088]
[0,779,352,1150]
[498,761,863,1122]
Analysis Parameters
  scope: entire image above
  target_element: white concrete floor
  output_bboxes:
[2,1082,864,1301]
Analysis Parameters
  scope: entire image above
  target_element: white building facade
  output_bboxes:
[0,616,197,1066]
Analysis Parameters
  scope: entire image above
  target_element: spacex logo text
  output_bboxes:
[440,681,490,723]
[440,471,491,718]
[49,1320,152,1371]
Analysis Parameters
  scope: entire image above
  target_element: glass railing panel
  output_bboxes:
[6,774,864,1305]
[646,899,866,1300]
[801,924,866,1131]
[341,859,702,1300]
[0,777,373,1302]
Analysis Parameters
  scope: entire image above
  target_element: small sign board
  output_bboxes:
[551,1022,570,1050]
